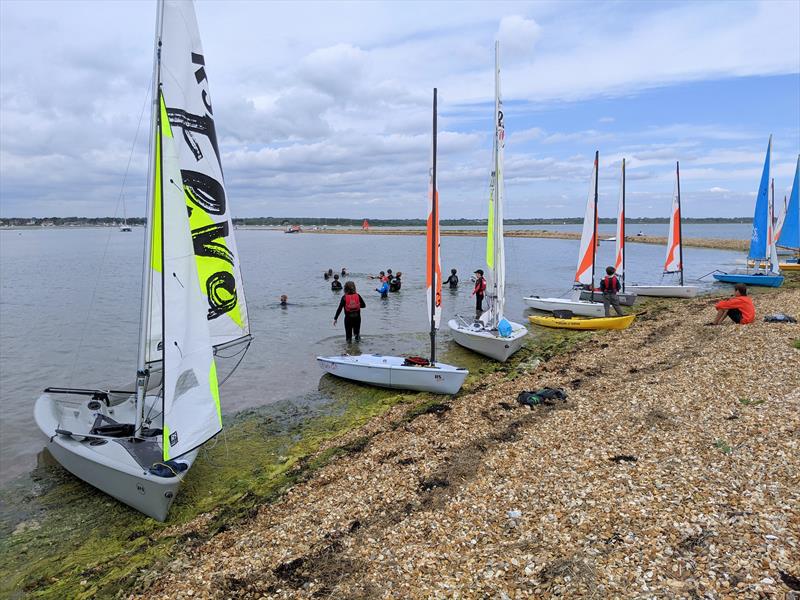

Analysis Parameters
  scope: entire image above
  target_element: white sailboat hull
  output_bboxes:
[447,319,527,362]
[625,285,699,298]
[317,354,468,395]
[34,392,195,521]
[523,296,606,317]
[578,290,638,306]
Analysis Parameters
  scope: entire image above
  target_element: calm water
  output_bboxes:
[0,226,746,483]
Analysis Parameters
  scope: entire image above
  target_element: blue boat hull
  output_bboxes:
[712,273,784,287]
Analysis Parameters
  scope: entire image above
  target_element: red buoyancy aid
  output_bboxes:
[474,277,486,295]
[600,275,619,293]
[344,293,361,313]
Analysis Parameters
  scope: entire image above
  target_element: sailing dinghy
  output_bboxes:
[627,162,700,298]
[778,155,800,271]
[318,90,468,395]
[35,0,251,521]
[448,43,527,362]
[713,136,784,287]
[579,158,637,306]
[524,152,607,317]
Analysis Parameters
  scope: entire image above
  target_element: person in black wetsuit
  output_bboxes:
[445,268,459,289]
[279,294,289,307]
[334,281,366,342]
[389,271,402,292]
[331,273,343,291]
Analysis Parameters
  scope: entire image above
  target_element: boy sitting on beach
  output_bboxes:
[709,283,755,325]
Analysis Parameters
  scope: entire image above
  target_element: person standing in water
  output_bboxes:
[334,281,366,342]
[376,279,389,298]
[331,273,342,291]
[445,268,459,289]
[389,271,402,292]
[472,269,486,313]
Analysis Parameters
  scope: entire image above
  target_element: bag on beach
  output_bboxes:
[763,313,797,323]
[517,387,567,407]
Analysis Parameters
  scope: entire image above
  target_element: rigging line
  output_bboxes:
[218,341,251,387]
[67,76,154,386]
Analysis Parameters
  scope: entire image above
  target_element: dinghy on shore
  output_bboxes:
[35,0,251,521]
[627,162,700,298]
[528,314,635,331]
[713,136,783,288]
[318,89,467,395]
[448,42,527,362]
[777,155,799,271]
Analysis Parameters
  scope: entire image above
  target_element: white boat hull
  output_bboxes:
[34,391,194,521]
[523,296,605,317]
[626,284,699,298]
[447,319,527,362]
[317,354,468,395]
[578,290,638,306]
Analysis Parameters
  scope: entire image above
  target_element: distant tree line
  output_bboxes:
[1,216,750,227]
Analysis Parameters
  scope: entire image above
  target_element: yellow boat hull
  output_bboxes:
[528,314,636,330]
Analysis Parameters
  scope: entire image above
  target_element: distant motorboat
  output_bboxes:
[284,225,301,233]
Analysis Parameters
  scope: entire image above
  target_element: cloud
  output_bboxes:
[497,16,542,62]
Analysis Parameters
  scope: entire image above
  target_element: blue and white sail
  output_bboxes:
[778,155,800,251]
[748,136,772,263]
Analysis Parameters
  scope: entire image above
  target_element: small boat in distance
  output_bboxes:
[449,42,527,362]
[285,225,301,233]
[318,89,468,395]
[627,161,700,298]
[120,194,132,232]
[713,136,784,287]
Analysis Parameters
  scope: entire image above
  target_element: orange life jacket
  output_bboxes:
[344,293,361,313]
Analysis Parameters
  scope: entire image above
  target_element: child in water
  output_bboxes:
[279,294,288,307]
[331,273,343,291]
[445,268,459,288]
[376,280,389,298]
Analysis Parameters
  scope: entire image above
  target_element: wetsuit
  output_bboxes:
[331,279,342,291]
[389,277,401,292]
[599,275,624,317]
[377,282,389,298]
[473,276,486,312]
[445,274,459,288]
[335,293,366,341]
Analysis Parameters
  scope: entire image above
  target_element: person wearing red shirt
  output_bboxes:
[711,284,755,325]
[472,269,487,314]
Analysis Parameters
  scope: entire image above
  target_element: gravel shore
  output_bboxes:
[136,287,799,599]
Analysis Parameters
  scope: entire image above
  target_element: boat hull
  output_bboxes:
[34,392,194,521]
[578,291,638,305]
[317,354,468,395]
[625,285,699,298]
[523,296,605,317]
[779,262,800,271]
[528,314,636,330]
[447,319,527,362]
[712,273,784,287]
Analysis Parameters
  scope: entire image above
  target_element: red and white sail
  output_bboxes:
[426,96,442,330]
[664,166,682,273]
[614,159,625,278]
[575,154,599,286]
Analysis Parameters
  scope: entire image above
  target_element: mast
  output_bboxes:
[491,41,502,328]
[134,0,164,435]
[621,158,626,292]
[590,150,599,301]
[429,88,438,365]
[677,161,684,286]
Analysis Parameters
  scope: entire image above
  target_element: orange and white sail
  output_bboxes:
[575,153,599,286]
[664,163,682,273]
[614,159,625,279]
[426,91,442,330]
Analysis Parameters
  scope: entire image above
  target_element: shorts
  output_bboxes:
[727,308,743,323]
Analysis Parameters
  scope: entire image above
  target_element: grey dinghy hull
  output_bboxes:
[34,392,195,521]
[447,319,527,362]
[317,354,468,395]
[578,291,638,306]
[625,285,699,298]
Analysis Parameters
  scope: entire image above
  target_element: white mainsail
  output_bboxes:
[146,0,249,364]
[485,41,506,328]
[575,153,599,286]
[158,93,221,460]
[664,164,682,274]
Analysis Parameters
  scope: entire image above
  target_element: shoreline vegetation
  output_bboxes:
[2,281,798,598]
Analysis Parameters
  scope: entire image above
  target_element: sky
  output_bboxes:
[0,0,798,220]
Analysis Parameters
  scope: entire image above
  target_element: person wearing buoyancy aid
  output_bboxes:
[599,266,624,317]
[334,281,366,342]
[472,269,487,313]
[389,272,402,292]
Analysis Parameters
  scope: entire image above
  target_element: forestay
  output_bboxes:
[145,0,249,364]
